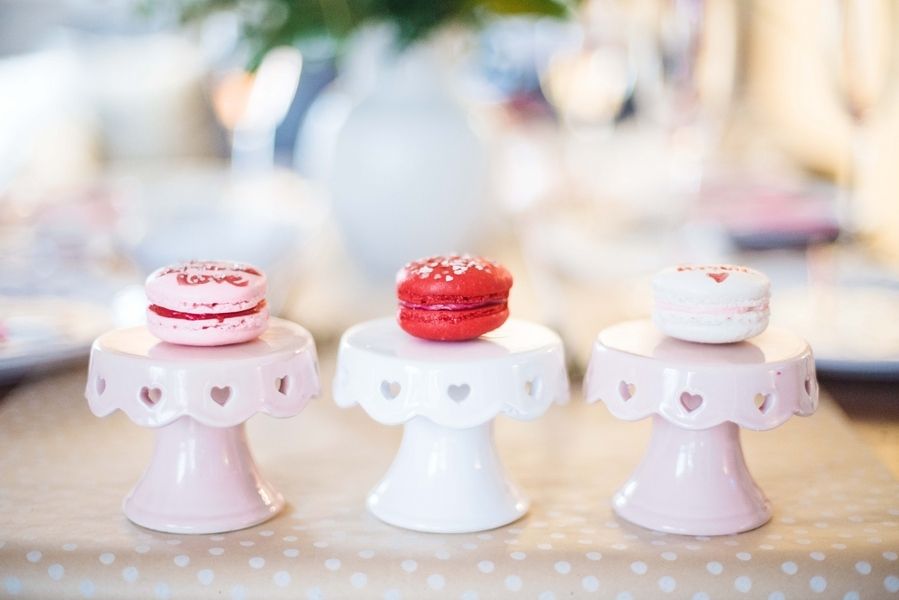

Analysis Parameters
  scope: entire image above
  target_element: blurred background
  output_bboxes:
[2,0,899,397]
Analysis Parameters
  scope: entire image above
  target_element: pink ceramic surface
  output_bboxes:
[584,319,818,536]
[85,318,320,533]
[334,318,568,532]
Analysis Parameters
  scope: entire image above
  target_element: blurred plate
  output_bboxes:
[0,296,112,383]
[774,284,899,379]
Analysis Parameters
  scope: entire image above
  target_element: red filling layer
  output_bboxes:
[149,300,266,322]
[398,298,505,311]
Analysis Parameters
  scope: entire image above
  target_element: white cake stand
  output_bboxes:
[334,318,569,533]
[85,318,320,534]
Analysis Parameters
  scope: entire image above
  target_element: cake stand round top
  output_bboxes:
[86,318,320,428]
[585,319,818,431]
[334,318,569,428]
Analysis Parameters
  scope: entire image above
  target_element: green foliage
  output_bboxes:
[159,0,574,69]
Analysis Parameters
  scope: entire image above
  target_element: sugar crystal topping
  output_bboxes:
[404,255,497,281]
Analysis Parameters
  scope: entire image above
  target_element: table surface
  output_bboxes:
[1,362,897,600]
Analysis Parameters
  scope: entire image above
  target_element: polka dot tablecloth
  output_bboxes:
[1,367,897,599]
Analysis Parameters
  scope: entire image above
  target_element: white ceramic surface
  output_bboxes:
[585,319,818,535]
[85,318,320,533]
[334,318,568,532]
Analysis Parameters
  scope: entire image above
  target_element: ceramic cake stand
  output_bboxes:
[85,318,320,534]
[585,320,818,536]
[334,318,568,533]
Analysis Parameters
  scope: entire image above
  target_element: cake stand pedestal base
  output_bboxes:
[612,416,770,536]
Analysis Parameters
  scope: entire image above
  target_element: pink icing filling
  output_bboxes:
[655,301,768,316]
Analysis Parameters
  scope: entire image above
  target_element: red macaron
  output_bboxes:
[396,255,513,341]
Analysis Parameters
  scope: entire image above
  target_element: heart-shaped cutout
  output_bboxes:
[680,391,703,413]
[380,380,401,400]
[140,386,162,407]
[448,384,470,403]
[276,376,290,395]
[754,392,773,413]
[96,376,106,396]
[211,386,232,406]
[525,377,541,398]
[707,272,729,283]
[619,381,636,401]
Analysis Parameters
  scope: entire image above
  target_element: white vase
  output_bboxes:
[326,34,489,277]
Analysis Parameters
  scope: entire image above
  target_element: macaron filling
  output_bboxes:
[149,300,267,322]
[398,298,507,311]
[654,300,768,316]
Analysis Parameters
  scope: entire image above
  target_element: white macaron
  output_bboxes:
[652,264,770,344]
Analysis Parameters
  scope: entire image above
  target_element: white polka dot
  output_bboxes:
[782,561,798,575]
[630,561,647,575]
[358,550,375,559]
[99,553,115,566]
[427,574,445,591]
[810,575,827,593]
[154,582,171,599]
[477,561,494,573]
[249,556,265,569]
[135,544,150,554]
[734,575,752,593]
[661,551,677,561]
[884,551,898,561]
[554,561,571,574]
[510,551,526,560]
[537,592,555,600]
[537,543,552,550]
[477,533,493,541]
[586,552,602,561]
[505,575,522,591]
[324,558,341,571]
[383,589,402,600]
[736,552,751,561]
[435,549,451,560]
[121,566,138,583]
[706,561,723,575]
[306,587,323,600]
[856,561,872,575]
[401,559,418,573]
[62,543,78,551]
[283,548,299,558]
[616,592,633,600]
[460,591,478,600]
[769,592,785,600]
[843,592,860,600]
[259,529,274,536]
[692,593,709,600]
[239,541,255,547]
[231,585,247,600]
[197,569,214,586]
[810,551,826,561]
[884,575,899,593]
[26,551,41,563]
[350,572,367,589]
[658,576,676,593]
[45,563,64,581]
[4,577,22,595]
[174,555,189,567]
[206,547,223,556]
[581,575,600,592]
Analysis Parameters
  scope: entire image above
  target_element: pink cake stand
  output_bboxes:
[585,320,818,536]
[334,318,569,533]
[85,318,320,534]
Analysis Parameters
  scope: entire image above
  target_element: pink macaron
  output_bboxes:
[145,260,269,346]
